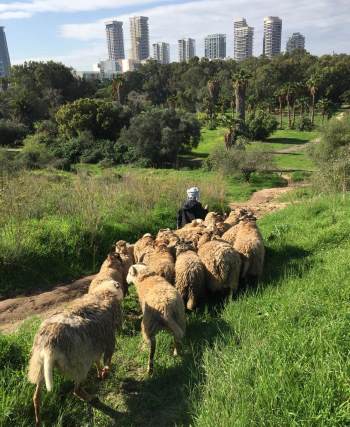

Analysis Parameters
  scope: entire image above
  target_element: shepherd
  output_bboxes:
[177,187,208,229]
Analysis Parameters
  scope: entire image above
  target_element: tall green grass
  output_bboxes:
[0,168,227,297]
[1,193,349,426]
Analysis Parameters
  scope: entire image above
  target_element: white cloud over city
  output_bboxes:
[7,0,350,70]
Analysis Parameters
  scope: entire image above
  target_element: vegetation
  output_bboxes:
[1,193,349,426]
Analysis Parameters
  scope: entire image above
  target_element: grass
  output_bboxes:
[1,192,349,426]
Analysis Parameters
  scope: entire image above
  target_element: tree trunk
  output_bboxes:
[279,98,283,129]
[235,85,246,122]
[310,93,315,125]
[287,98,292,129]
[292,104,296,128]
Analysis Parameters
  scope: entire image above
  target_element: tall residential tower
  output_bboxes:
[153,42,170,64]
[0,27,11,78]
[234,18,254,61]
[263,16,282,58]
[178,38,196,62]
[105,20,125,60]
[205,34,226,60]
[130,16,150,61]
[286,32,305,53]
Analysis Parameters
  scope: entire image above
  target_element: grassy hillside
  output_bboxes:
[1,192,349,426]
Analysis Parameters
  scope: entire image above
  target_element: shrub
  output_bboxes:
[0,120,28,147]
[16,136,53,169]
[298,117,314,131]
[204,146,273,182]
[309,115,350,192]
[115,108,201,167]
[245,110,278,141]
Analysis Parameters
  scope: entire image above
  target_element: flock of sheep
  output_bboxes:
[28,208,265,426]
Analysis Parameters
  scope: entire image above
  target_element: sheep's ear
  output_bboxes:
[131,266,137,276]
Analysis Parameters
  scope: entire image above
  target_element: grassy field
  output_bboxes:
[196,125,319,171]
[1,192,349,426]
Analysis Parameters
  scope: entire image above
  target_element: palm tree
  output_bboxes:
[275,87,286,129]
[232,70,252,122]
[206,79,220,128]
[317,98,331,123]
[112,75,125,104]
[307,74,321,126]
[296,96,309,120]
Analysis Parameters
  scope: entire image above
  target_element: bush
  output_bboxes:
[16,136,53,169]
[245,110,278,141]
[309,115,350,192]
[204,146,273,182]
[115,108,201,167]
[0,120,28,147]
[298,117,314,131]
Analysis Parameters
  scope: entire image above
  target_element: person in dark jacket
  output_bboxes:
[177,187,208,229]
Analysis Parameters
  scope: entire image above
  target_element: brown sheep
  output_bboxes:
[115,240,135,285]
[127,264,186,375]
[156,229,180,258]
[197,234,242,298]
[134,233,155,263]
[175,241,206,310]
[28,280,123,426]
[231,219,265,283]
[89,251,126,295]
[174,219,207,242]
[146,241,176,284]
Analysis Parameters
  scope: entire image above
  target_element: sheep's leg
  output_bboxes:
[141,321,155,375]
[96,360,103,379]
[33,381,42,427]
[74,384,94,402]
[173,339,182,357]
[101,334,115,379]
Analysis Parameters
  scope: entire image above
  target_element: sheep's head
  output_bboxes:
[176,240,195,256]
[91,279,124,301]
[105,251,123,268]
[115,240,128,254]
[127,264,149,285]
[196,231,213,248]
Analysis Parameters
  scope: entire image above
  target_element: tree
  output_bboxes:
[55,98,131,140]
[317,98,333,123]
[307,74,322,125]
[111,75,125,104]
[115,108,200,167]
[206,79,220,129]
[275,87,286,129]
[233,70,252,122]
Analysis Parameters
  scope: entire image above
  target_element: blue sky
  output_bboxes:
[1,0,349,70]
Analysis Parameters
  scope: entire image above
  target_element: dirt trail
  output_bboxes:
[0,183,297,334]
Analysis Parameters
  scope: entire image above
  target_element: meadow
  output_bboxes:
[2,122,349,427]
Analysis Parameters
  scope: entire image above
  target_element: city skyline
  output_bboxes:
[1,0,349,70]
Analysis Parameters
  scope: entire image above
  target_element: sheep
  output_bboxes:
[88,251,126,295]
[134,233,155,263]
[126,264,186,375]
[230,218,265,284]
[221,210,256,246]
[175,241,206,310]
[28,279,123,426]
[197,233,242,298]
[145,240,176,284]
[156,229,180,258]
[174,219,207,242]
[114,240,135,286]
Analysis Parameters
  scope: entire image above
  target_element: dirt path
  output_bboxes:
[0,183,298,334]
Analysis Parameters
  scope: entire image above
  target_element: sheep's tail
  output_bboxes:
[165,304,186,341]
[43,350,54,392]
[29,347,55,392]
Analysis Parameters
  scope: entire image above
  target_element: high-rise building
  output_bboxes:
[105,21,125,61]
[152,42,170,64]
[130,16,150,61]
[286,32,305,53]
[178,38,196,62]
[263,16,282,58]
[0,27,11,78]
[204,34,226,60]
[234,18,254,61]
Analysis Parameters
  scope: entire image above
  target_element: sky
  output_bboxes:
[0,0,349,70]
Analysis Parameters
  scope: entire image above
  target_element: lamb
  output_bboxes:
[133,233,155,263]
[174,219,207,242]
[145,240,176,284]
[28,279,123,426]
[114,240,135,285]
[88,250,126,295]
[230,218,265,284]
[127,264,186,375]
[221,210,256,246]
[156,229,180,258]
[197,233,242,298]
[175,241,206,310]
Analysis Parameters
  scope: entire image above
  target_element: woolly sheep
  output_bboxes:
[145,241,176,284]
[134,233,155,263]
[197,233,242,298]
[156,229,180,258]
[28,279,123,426]
[89,251,126,295]
[175,241,206,310]
[127,264,186,375]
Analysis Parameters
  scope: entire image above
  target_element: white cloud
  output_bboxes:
[0,0,171,18]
